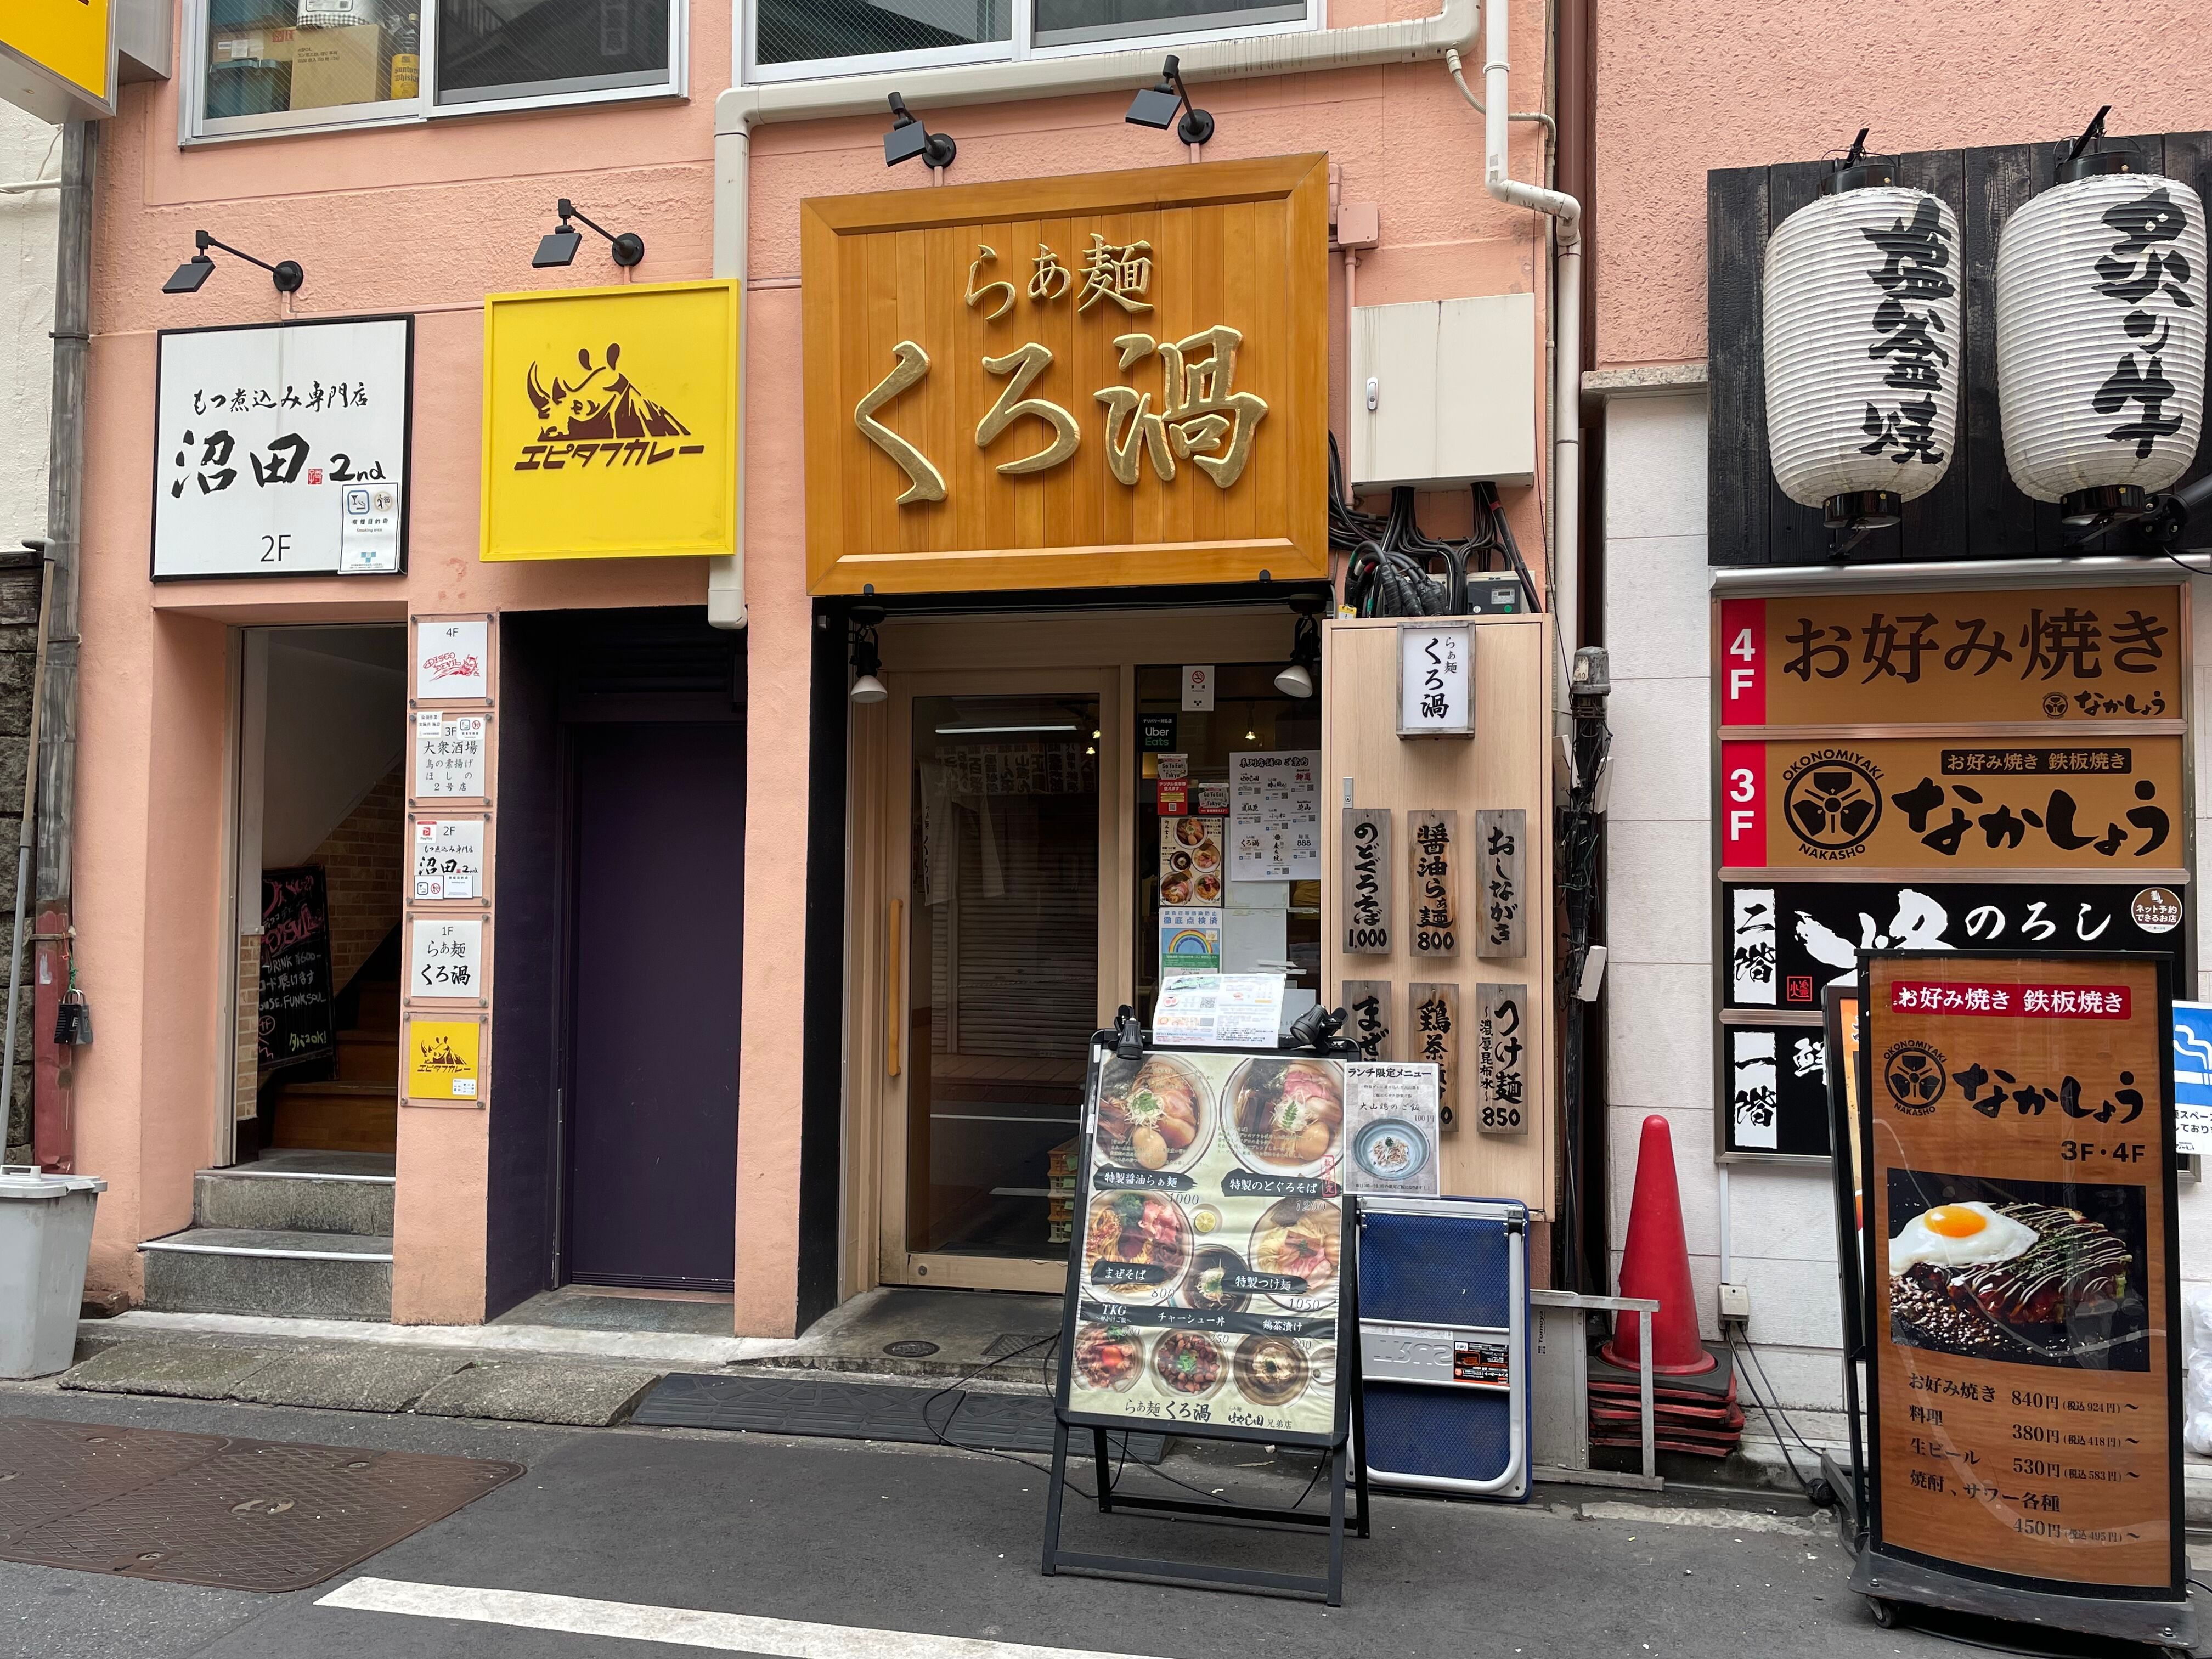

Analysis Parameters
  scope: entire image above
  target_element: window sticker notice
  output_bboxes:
[1453,1339,1511,1387]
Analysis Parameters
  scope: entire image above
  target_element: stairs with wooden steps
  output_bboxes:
[268,970,402,1154]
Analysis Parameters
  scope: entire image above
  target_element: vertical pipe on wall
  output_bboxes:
[32,120,95,1173]
[707,121,751,631]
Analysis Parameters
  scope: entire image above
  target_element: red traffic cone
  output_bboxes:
[1600,1114,1717,1376]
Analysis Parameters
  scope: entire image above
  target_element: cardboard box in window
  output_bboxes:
[211,26,296,64]
[289,24,382,111]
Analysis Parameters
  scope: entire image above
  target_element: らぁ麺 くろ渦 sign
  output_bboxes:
[481,281,738,562]
[800,156,1328,594]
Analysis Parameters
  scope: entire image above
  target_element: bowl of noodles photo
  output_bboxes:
[1223,1057,1344,1175]
[1248,1197,1342,1308]
[1084,1190,1192,1305]
[1093,1052,1213,1173]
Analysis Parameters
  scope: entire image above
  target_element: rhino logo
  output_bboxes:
[526,343,690,440]
[513,342,706,472]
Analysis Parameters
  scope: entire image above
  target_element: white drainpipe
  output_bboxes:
[1450,0,1581,681]
[707,0,1487,629]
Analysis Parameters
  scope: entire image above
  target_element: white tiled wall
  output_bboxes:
[1601,390,2212,1409]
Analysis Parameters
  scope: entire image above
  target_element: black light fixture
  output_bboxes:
[1274,594,1324,698]
[164,229,303,295]
[1125,55,1214,145]
[884,93,956,170]
[533,199,645,269]
[849,606,887,704]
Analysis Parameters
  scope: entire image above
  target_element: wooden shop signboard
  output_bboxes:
[799,156,1328,595]
[1850,951,2186,1645]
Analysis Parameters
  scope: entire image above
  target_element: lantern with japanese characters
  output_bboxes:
[1996,153,2207,523]
[1763,165,1963,529]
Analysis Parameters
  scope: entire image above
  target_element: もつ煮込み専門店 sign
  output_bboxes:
[800,157,1328,594]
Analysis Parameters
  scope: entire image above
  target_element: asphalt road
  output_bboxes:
[0,1384,2175,1659]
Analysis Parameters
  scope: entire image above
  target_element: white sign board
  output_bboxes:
[414,618,489,701]
[1181,664,1215,712]
[409,917,483,1000]
[2174,1002,2212,1156]
[1230,750,1321,881]
[1343,1062,1442,1196]
[1397,620,1475,736]
[1152,973,1285,1048]
[153,317,411,578]
[413,817,486,900]
[415,711,486,798]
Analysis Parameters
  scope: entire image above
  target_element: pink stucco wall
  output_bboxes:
[77,2,1556,1334]
[1593,3,2212,369]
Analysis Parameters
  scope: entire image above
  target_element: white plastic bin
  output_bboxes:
[0,1165,106,1378]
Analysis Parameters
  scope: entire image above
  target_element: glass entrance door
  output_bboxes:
[890,684,1111,1290]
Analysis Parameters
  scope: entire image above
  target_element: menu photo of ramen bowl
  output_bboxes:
[1223,1057,1344,1177]
[1082,1190,1192,1305]
[1093,1052,1214,1173]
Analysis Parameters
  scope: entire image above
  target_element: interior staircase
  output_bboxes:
[139,1151,394,1321]
[269,972,400,1154]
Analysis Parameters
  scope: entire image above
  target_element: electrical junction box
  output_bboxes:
[1350,293,1537,492]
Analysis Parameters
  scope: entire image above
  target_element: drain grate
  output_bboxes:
[0,1415,521,1592]
[981,1332,1059,1362]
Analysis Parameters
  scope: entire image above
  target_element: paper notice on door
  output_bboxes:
[1152,973,1286,1048]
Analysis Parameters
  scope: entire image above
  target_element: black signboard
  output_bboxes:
[259,866,334,1069]
[1724,882,2186,1013]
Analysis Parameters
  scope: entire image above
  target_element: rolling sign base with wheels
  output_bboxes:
[1045,1025,1369,1603]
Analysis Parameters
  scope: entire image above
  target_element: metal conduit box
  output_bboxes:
[1355,1194,1530,1500]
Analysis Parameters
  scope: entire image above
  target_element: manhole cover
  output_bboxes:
[882,1340,940,1358]
[0,1416,521,1593]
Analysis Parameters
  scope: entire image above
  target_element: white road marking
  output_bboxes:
[317,1577,1167,1658]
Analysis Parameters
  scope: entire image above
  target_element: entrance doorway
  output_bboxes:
[562,721,746,1290]
[883,674,1118,1293]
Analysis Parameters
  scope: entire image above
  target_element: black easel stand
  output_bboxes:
[1041,1257,1371,1605]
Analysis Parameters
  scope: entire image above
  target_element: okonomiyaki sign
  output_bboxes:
[1862,953,2180,1593]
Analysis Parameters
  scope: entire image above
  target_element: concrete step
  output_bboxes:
[334,1030,399,1084]
[139,1227,392,1322]
[193,1164,394,1236]
[269,1080,397,1154]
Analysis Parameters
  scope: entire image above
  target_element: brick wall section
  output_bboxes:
[234,933,259,1119]
[308,762,405,1006]
[0,561,40,1161]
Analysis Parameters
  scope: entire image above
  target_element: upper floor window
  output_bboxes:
[188,0,685,142]
[746,0,1312,84]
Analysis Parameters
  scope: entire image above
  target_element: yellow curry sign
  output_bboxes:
[800,155,1330,594]
[1,0,114,123]
[481,280,740,562]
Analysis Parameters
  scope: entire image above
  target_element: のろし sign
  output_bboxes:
[481,280,737,561]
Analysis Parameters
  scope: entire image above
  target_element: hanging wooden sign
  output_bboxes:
[1408,809,1458,956]
[1474,982,1529,1136]
[1341,979,1393,1062]
[1341,808,1392,954]
[1409,981,1460,1130]
[1475,808,1526,959]
[1852,951,2185,1647]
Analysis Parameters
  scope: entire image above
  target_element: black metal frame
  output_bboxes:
[1041,1032,1371,1604]
[1847,949,2191,1649]
[1820,980,1868,1540]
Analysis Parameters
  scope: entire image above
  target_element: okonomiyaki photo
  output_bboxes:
[1883,1172,2149,1372]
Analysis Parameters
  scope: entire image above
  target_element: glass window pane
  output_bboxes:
[1033,0,1303,49]
[909,695,1099,1262]
[204,0,418,122]
[755,0,1010,68]
[436,0,671,106]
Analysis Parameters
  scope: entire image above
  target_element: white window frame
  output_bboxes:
[741,0,1319,87]
[181,0,689,145]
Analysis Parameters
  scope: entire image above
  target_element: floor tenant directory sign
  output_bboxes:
[1065,1047,1348,1438]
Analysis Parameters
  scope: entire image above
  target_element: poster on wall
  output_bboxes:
[1061,1045,1349,1441]
[152,317,412,579]
[406,1018,481,1103]
[1722,1020,1832,1156]
[1724,881,2186,1012]
[1159,906,1222,978]
[1855,951,2182,1618]
[413,817,485,901]
[258,866,334,1068]
[414,710,487,798]
[1342,1061,1440,1197]
[414,618,489,701]
[1230,751,1320,881]
[409,917,483,1000]
[1159,817,1223,907]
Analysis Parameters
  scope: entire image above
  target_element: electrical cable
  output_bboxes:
[1728,1331,1819,1502]
[1737,1335,1827,1465]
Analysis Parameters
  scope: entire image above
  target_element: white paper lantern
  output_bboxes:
[1764,182,1963,526]
[1996,161,2207,518]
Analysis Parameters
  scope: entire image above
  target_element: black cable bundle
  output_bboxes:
[1330,433,1545,618]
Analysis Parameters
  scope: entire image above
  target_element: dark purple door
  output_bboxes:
[566,721,744,1290]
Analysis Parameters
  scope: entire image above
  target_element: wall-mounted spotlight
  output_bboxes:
[163,229,304,295]
[1274,595,1324,698]
[533,199,646,269]
[884,93,957,170]
[1125,56,1214,146]
[849,606,888,704]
